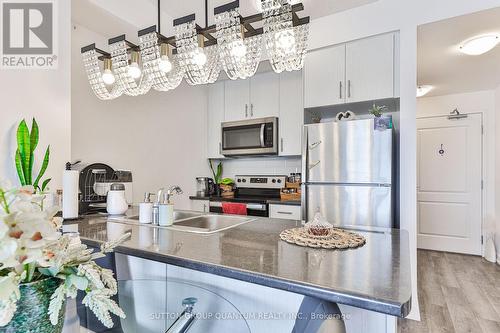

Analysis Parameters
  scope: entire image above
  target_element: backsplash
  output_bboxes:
[219,157,301,178]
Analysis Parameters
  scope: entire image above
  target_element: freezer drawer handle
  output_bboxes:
[309,141,322,149]
[309,160,320,169]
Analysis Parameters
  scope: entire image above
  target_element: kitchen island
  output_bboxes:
[65,210,411,332]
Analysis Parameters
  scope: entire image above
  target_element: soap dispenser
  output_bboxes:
[139,192,154,224]
[158,192,174,226]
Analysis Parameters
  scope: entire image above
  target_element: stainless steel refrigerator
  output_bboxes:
[301,118,394,228]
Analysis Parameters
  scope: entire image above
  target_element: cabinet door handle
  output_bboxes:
[347,80,351,98]
[245,104,248,118]
[339,81,342,99]
[219,142,222,154]
[277,211,293,215]
[281,138,284,152]
[250,103,254,117]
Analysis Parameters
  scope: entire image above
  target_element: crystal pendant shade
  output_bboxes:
[139,31,184,91]
[215,8,262,80]
[81,49,123,100]
[262,0,309,73]
[174,21,220,85]
[109,40,152,96]
[81,0,309,99]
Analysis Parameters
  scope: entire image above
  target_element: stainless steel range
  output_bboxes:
[209,175,287,217]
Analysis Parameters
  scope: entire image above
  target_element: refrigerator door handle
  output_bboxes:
[309,160,321,170]
[309,140,322,150]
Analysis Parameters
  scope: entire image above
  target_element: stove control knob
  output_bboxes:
[272,179,276,183]
[242,179,246,183]
[237,179,241,183]
[277,179,282,184]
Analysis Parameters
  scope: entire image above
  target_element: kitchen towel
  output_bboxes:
[222,202,248,215]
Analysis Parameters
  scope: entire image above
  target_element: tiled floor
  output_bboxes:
[398,250,500,333]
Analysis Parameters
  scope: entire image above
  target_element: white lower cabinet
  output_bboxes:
[190,199,209,213]
[269,204,301,220]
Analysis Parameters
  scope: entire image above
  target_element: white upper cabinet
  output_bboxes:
[279,70,303,156]
[224,79,250,121]
[207,81,225,159]
[304,44,346,108]
[250,71,280,119]
[304,32,397,108]
[345,33,395,103]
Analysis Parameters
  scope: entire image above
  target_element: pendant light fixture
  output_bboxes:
[81,0,309,100]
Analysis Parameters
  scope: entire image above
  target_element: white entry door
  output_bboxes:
[417,114,482,255]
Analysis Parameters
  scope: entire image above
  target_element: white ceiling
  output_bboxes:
[418,7,500,97]
[73,0,378,42]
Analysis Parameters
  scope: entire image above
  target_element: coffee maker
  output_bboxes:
[196,177,215,197]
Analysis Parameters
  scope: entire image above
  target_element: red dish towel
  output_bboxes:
[222,202,248,215]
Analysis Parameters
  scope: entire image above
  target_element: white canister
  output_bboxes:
[106,183,129,215]
[158,203,174,226]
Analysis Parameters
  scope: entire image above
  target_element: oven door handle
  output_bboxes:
[260,124,266,148]
[209,202,266,211]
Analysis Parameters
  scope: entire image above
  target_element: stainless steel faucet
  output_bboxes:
[152,186,183,226]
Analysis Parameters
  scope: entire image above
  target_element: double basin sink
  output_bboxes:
[109,210,254,234]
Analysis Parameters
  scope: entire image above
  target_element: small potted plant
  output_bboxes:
[368,103,388,118]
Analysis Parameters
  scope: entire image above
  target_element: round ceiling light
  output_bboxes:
[459,35,499,56]
[417,85,433,97]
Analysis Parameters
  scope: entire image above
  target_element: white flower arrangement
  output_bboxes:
[0,184,130,328]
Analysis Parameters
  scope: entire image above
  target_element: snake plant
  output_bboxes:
[15,118,51,192]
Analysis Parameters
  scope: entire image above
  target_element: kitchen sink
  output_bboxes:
[108,211,253,234]
[115,210,202,222]
[169,215,254,234]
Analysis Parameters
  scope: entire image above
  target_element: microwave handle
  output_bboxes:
[260,124,265,148]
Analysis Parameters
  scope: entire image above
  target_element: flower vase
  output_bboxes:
[1,278,65,333]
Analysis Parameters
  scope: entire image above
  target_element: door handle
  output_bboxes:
[277,211,293,215]
[309,160,320,169]
[245,104,248,118]
[309,141,322,149]
[250,103,254,117]
[339,81,342,99]
[260,124,266,148]
[347,80,351,98]
[281,138,284,152]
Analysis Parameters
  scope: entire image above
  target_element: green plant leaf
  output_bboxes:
[15,149,26,186]
[216,162,223,184]
[33,145,50,190]
[41,178,51,192]
[29,118,39,185]
[17,119,31,184]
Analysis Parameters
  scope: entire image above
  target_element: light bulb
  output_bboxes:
[193,47,207,66]
[158,55,172,73]
[102,69,115,85]
[128,62,142,79]
[230,41,247,58]
[276,29,296,54]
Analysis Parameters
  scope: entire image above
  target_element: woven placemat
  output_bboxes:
[279,227,366,249]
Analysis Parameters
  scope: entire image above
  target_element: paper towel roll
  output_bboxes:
[62,170,79,219]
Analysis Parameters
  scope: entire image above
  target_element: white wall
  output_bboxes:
[71,23,209,209]
[308,0,500,320]
[495,86,500,262]
[0,1,71,191]
[417,91,497,254]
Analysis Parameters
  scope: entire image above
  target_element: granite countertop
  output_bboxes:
[189,195,301,206]
[66,211,411,317]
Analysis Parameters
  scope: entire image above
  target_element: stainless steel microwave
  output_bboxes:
[221,117,278,157]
